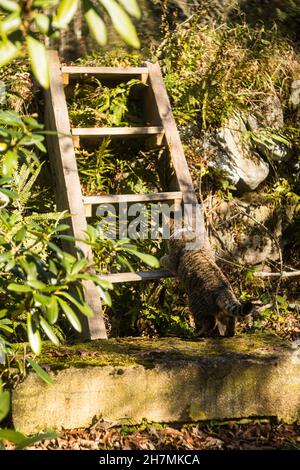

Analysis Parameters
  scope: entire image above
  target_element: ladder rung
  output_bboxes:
[83,192,182,216]
[98,270,173,283]
[62,66,148,75]
[62,66,149,85]
[72,126,164,145]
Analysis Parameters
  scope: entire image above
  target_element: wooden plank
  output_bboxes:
[146,62,210,249]
[71,126,164,143]
[83,191,182,205]
[98,270,173,283]
[62,66,148,80]
[83,192,182,217]
[44,50,107,340]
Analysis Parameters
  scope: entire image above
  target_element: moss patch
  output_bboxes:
[13,333,290,371]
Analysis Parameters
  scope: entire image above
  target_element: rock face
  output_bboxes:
[206,114,269,192]
[12,335,300,433]
[289,80,300,108]
[247,95,291,163]
[206,194,285,265]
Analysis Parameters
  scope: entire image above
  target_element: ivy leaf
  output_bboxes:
[27,313,42,355]
[54,0,79,29]
[26,35,49,89]
[99,0,140,48]
[118,0,141,19]
[84,7,107,46]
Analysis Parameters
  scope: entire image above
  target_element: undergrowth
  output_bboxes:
[68,20,300,338]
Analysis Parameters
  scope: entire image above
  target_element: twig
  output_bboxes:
[231,201,283,315]
[254,271,300,278]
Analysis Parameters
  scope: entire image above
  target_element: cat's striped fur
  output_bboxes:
[160,230,253,337]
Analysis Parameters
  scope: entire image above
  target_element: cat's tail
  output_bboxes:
[225,300,253,318]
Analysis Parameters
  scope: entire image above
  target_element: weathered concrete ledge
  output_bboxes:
[12,334,300,433]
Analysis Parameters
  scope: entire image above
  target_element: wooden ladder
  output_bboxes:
[44,50,206,341]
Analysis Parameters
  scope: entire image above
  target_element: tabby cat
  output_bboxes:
[160,229,253,337]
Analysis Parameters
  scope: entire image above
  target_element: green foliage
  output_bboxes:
[0,0,141,87]
[106,279,193,338]
[76,138,162,196]
[158,20,298,129]
[68,78,145,128]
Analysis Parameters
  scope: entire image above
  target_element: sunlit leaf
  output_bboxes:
[57,292,94,318]
[84,7,107,46]
[124,247,159,268]
[53,0,79,29]
[0,389,10,422]
[39,317,60,345]
[26,35,49,89]
[99,0,140,48]
[56,297,82,332]
[27,357,54,384]
[1,150,18,177]
[1,12,21,35]
[0,0,20,12]
[27,313,42,355]
[34,13,50,34]
[0,40,20,67]
[118,0,141,19]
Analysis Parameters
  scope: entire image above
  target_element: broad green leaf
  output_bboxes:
[97,286,112,306]
[92,277,113,290]
[16,432,59,450]
[118,0,141,19]
[27,313,42,355]
[34,293,52,307]
[54,0,79,29]
[0,390,10,422]
[1,150,18,177]
[39,317,60,346]
[28,279,47,290]
[124,248,159,268]
[99,0,140,48]
[27,358,54,384]
[0,0,20,12]
[0,40,20,67]
[8,283,32,293]
[57,292,94,318]
[1,12,21,35]
[34,13,50,34]
[71,258,88,275]
[56,297,82,332]
[0,429,25,444]
[84,7,107,46]
[26,35,49,89]
[45,297,59,324]
[0,110,24,127]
